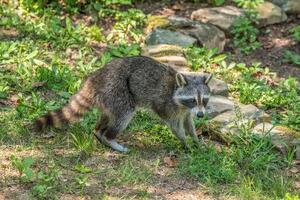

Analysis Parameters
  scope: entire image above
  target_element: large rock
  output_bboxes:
[208,78,229,96]
[145,16,226,52]
[211,104,270,127]
[168,16,226,53]
[253,123,300,159]
[145,29,197,47]
[272,0,300,14]
[208,104,271,143]
[255,2,288,27]
[206,96,234,118]
[191,6,243,32]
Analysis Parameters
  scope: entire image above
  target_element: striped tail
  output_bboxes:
[34,80,94,132]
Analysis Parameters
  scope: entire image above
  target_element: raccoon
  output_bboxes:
[34,56,212,152]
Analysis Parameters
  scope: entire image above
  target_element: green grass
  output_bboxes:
[1,1,299,200]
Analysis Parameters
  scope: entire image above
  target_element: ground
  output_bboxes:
[0,1,300,200]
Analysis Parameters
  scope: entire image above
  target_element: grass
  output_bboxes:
[1,1,300,200]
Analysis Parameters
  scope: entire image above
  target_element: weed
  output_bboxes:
[233,0,264,9]
[290,25,300,42]
[75,175,89,195]
[75,164,92,174]
[11,155,61,198]
[11,155,34,182]
[31,165,60,199]
[107,9,146,44]
[108,43,141,58]
[71,132,96,156]
[184,46,226,71]
[284,50,300,66]
[231,16,260,54]
[213,0,225,6]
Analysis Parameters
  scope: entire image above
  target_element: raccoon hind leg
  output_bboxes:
[94,110,135,152]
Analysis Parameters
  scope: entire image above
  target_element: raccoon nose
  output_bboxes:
[196,111,204,118]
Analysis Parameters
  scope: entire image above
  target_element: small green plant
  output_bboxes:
[75,164,92,174]
[0,81,9,99]
[84,25,106,42]
[233,0,264,9]
[231,16,260,54]
[290,25,300,42]
[75,175,89,194]
[71,132,96,156]
[107,9,146,44]
[31,166,60,199]
[107,43,141,58]
[283,50,300,66]
[184,46,226,71]
[284,193,300,200]
[11,155,34,182]
[213,0,225,6]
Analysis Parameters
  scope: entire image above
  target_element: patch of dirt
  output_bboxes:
[228,16,300,80]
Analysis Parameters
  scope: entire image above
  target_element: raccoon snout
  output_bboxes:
[196,111,204,118]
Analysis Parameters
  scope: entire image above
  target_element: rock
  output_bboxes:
[154,56,188,67]
[208,78,229,96]
[145,28,197,47]
[191,6,243,32]
[168,15,199,28]
[145,16,226,52]
[272,0,287,6]
[141,44,184,57]
[272,0,300,14]
[206,96,235,118]
[253,123,300,157]
[209,104,271,140]
[212,104,269,126]
[168,16,226,52]
[255,2,288,27]
[283,0,300,14]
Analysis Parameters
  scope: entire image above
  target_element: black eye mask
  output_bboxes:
[203,97,209,107]
[178,98,197,108]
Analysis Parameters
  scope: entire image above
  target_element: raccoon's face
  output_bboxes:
[174,73,212,118]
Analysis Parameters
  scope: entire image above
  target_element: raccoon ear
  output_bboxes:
[176,73,187,87]
[204,74,213,85]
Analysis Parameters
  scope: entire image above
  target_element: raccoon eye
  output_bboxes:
[203,98,209,107]
[179,98,197,108]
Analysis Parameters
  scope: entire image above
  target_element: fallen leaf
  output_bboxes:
[293,160,300,165]
[32,81,46,88]
[294,181,300,189]
[163,155,178,168]
[289,167,299,174]
[251,71,263,78]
